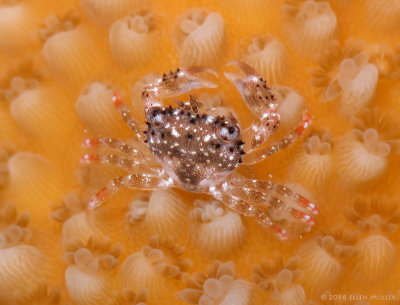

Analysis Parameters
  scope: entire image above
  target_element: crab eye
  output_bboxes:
[146,107,164,126]
[217,123,240,141]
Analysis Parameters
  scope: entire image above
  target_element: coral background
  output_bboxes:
[0,0,399,304]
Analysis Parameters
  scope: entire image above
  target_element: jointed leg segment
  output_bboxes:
[82,137,151,161]
[229,175,318,214]
[112,93,146,142]
[211,175,318,239]
[86,170,172,211]
[81,153,146,172]
[210,188,290,240]
[243,111,312,164]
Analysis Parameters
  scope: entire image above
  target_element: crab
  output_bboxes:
[81,61,318,240]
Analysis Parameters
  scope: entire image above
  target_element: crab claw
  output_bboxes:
[142,66,218,110]
[225,61,276,117]
[184,66,219,78]
[181,66,218,91]
[223,72,247,99]
[226,60,258,76]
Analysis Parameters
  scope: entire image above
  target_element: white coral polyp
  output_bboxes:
[76,82,125,136]
[80,0,147,27]
[0,4,39,53]
[284,0,337,57]
[0,245,46,293]
[200,277,251,305]
[191,200,246,257]
[325,55,378,115]
[66,265,113,305]
[241,36,289,83]
[366,0,400,30]
[296,239,344,298]
[174,9,225,66]
[109,11,156,69]
[336,129,390,184]
[361,129,391,157]
[304,134,332,155]
[352,235,397,285]
[127,190,188,240]
[273,86,305,132]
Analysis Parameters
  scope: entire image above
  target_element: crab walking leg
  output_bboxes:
[229,174,319,215]
[142,66,218,111]
[82,137,152,161]
[210,188,257,217]
[87,171,173,211]
[224,60,280,151]
[112,93,146,142]
[243,111,312,164]
[81,153,153,172]
[209,188,290,240]
[218,182,316,225]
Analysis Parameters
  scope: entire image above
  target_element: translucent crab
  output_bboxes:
[81,61,318,239]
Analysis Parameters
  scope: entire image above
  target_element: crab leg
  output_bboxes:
[86,170,173,211]
[142,66,218,111]
[80,153,153,172]
[211,181,316,240]
[82,137,153,161]
[209,189,290,240]
[112,93,146,142]
[219,182,316,224]
[224,60,280,151]
[242,111,312,164]
[229,174,319,215]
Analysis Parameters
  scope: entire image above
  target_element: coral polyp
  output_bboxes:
[64,236,122,305]
[336,107,400,185]
[310,40,379,116]
[252,254,306,305]
[178,260,253,305]
[118,235,191,299]
[291,129,334,186]
[238,35,290,84]
[173,8,226,67]
[191,199,246,257]
[126,190,189,240]
[109,10,157,69]
[281,0,337,57]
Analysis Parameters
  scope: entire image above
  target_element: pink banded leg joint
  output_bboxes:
[82,138,100,148]
[299,197,319,215]
[87,187,108,212]
[289,207,315,225]
[270,225,289,241]
[80,154,100,164]
[255,210,289,240]
[295,111,312,136]
[86,176,124,213]
[112,92,123,107]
